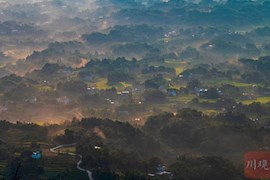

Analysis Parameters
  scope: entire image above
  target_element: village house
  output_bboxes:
[56,96,71,105]
[25,96,38,104]
[167,89,178,96]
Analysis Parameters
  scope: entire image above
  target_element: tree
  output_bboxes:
[58,80,87,95]
[170,156,240,180]
[177,108,203,121]
[143,90,166,104]
[187,79,201,90]
[144,74,168,89]
[180,47,199,60]
[220,84,241,98]
[65,129,75,141]
[204,87,220,99]
[107,72,133,85]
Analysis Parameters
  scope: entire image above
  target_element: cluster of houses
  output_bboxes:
[194,87,222,97]
[148,164,173,179]
[106,98,115,105]
[194,87,208,97]
[116,90,130,95]
[25,96,38,104]
[56,96,71,105]
[164,30,177,38]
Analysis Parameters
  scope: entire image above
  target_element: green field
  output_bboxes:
[94,78,111,89]
[203,78,256,87]
[42,155,79,178]
[168,94,196,104]
[164,60,188,74]
[149,60,188,75]
[34,85,55,92]
[225,81,255,87]
[199,98,217,103]
[240,96,270,105]
[93,78,133,90]
[114,82,133,90]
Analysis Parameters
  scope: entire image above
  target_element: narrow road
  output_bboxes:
[50,144,93,180]
[49,143,77,153]
[77,155,93,180]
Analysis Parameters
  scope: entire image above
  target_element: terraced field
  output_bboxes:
[0,160,7,173]
[240,96,270,105]
[42,155,84,178]
[203,78,256,87]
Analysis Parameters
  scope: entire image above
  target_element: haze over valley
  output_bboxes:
[1,0,270,179]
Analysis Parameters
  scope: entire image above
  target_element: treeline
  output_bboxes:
[52,107,270,179]
[2,105,267,179]
[113,0,270,26]
[82,25,164,45]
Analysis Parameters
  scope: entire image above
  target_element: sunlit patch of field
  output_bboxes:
[94,79,132,90]
[226,81,255,87]
[94,78,111,89]
[168,94,196,104]
[203,78,255,87]
[175,67,185,74]
[203,109,219,115]
[170,84,186,89]
[240,97,270,105]
[34,85,55,92]
[114,82,133,90]
[165,60,188,74]
[199,98,217,103]
[149,60,188,75]
[35,121,45,126]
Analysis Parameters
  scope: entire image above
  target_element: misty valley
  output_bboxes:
[1,0,270,179]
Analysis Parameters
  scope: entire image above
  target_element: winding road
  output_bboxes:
[77,155,93,180]
[50,144,93,180]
